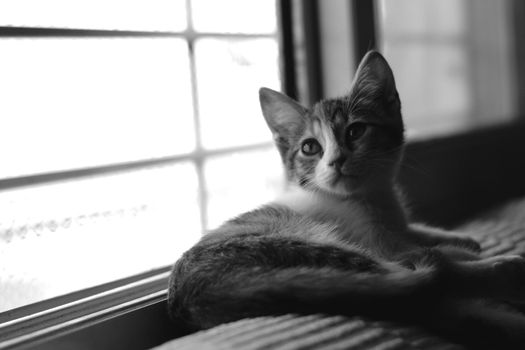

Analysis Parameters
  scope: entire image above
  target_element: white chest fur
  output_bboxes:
[274,186,372,240]
[273,186,409,254]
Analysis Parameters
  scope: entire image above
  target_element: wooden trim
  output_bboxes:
[278,0,299,100]
[4,295,173,350]
[511,0,525,115]
[350,0,378,67]
[300,0,324,104]
[20,297,175,350]
[288,0,323,106]
[0,274,170,349]
[0,266,171,324]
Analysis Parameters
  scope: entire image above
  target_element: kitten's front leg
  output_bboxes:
[408,223,481,254]
[454,254,525,303]
[405,248,525,303]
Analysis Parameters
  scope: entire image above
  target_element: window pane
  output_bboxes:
[379,0,471,136]
[195,39,280,149]
[379,0,466,37]
[0,163,200,312]
[0,38,194,179]
[378,0,516,137]
[191,0,276,34]
[383,43,472,134]
[204,148,284,229]
[0,0,186,32]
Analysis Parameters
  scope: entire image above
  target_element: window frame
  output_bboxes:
[0,270,170,349]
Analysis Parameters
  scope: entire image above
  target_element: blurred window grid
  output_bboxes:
[0,0,284,313]
[378,0,516,137]
[379,0,471,136]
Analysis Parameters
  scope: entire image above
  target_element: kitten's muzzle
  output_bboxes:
[328,157,355,177]
[328,156,346,171]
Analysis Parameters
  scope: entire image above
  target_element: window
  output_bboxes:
[0,0,283,314]
[377,0,518,137]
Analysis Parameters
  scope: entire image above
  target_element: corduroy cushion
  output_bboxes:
[154,198,525,350]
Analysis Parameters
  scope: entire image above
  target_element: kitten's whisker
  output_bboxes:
[399,158,432,178]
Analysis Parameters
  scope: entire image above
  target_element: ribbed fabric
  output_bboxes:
[154,197,525,350]
[152,315,450,350]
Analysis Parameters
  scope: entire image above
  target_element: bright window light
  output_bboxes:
[0,0,282,314]
[0,0,187,31]
[196,38,281,149]
[0,38,195,179]
[191,0,277,33]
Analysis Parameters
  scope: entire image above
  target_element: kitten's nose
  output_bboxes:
[328,156,346,170]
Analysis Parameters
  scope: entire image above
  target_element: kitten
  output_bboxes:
[168,51,525,349]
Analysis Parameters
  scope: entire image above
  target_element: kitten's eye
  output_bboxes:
[300,138,322,156]
[347,123,368,142]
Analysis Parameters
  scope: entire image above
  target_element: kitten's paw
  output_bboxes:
[491,255,525,302]
[492,255,525,275]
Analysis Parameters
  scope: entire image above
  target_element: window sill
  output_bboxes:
[0,268,177,350]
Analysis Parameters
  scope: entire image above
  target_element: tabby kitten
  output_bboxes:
[169,51,525,349]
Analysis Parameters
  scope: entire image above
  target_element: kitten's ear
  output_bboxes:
[259,87,307,139]
[352,51,399,107]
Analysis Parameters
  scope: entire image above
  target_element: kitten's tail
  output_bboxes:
[180,266,437,324]
[171,262,525,349]
[168,238,525,349]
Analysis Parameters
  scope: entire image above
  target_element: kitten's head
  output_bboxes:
[260,51,404,197]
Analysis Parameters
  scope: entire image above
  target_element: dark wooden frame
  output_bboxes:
[511,0,525,115]
[350,0,378,67]
[278,0,323,106]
